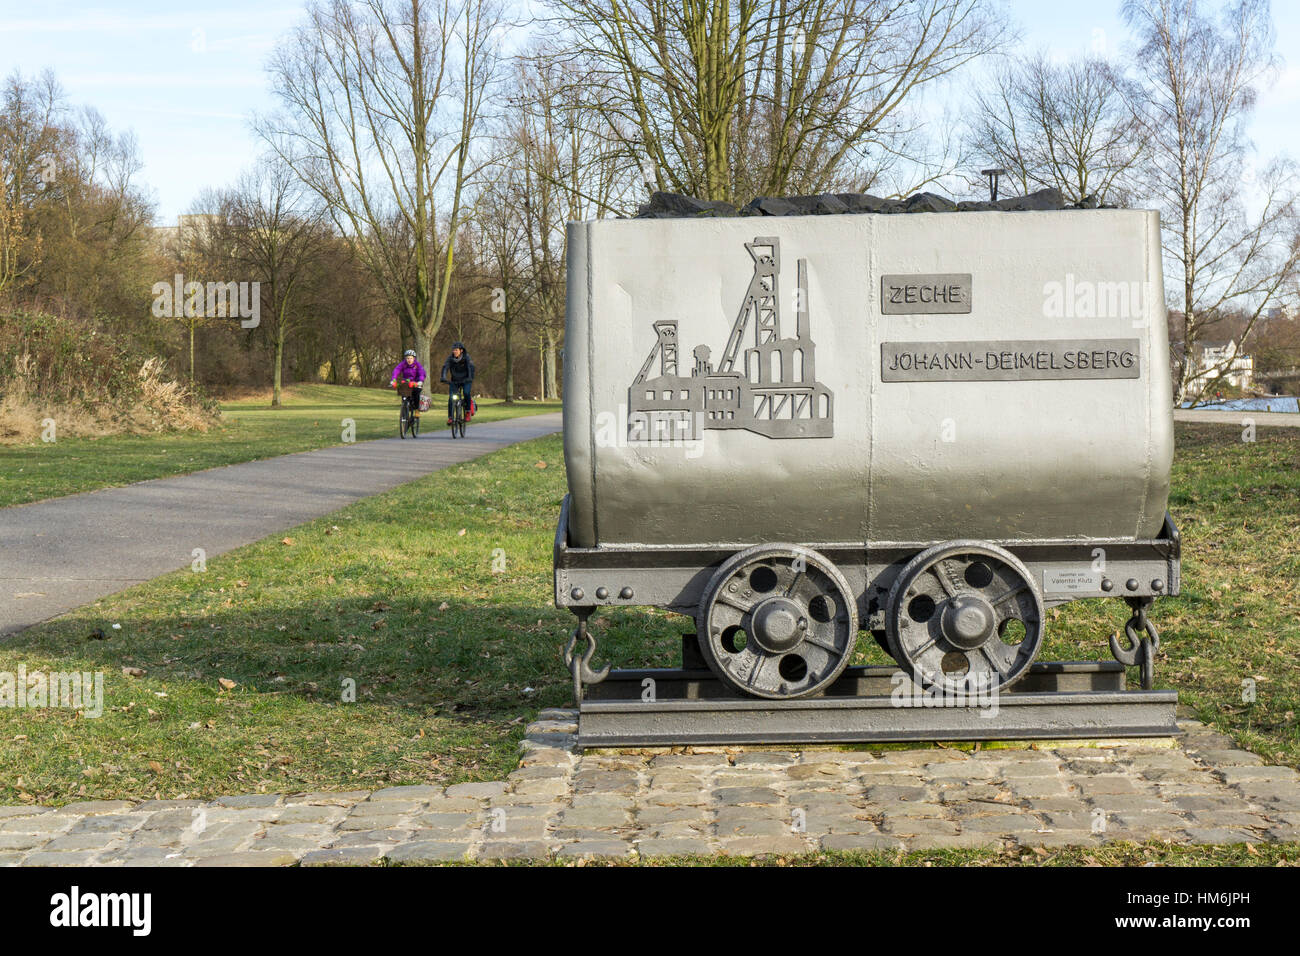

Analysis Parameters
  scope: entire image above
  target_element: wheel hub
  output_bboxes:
[941,594,996,649]
[750,597,807,653]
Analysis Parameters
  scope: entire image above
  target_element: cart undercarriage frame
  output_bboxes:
[553,496,1181,748]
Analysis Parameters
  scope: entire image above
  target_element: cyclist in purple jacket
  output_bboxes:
[390,350,426,418]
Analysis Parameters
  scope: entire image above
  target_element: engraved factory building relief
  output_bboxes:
[628,237,835,441]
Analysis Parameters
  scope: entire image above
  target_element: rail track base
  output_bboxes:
[576,661,1179,749]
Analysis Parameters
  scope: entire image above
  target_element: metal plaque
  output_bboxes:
[881,339,1141,382]
[881,273,972,314]
[1042,568,1103,594]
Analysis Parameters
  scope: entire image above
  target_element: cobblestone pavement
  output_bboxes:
[2,714,1298,866]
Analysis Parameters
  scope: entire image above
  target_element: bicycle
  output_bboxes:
[448,387,467,439]
[394,379,421,439]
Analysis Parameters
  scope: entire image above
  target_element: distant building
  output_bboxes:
[147,214,221,257]
[1193,341,1254,390]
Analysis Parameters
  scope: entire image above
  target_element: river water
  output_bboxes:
[1180,396,1299,413]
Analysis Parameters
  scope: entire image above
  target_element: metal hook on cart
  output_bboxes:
[563,609,609,704]
[1109,596,1162,690]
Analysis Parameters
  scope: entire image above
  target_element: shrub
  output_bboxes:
[0,309,218,442]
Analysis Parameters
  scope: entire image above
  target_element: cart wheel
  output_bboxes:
[885,541,1044,694]
[697,544,857,699]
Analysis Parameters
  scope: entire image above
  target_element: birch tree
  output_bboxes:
[1125,0,1300,401]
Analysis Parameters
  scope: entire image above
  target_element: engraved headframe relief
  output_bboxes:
[881,274,972,314]
[627,237,834,441]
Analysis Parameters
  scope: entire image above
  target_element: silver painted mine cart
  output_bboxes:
[555,200,1180,747]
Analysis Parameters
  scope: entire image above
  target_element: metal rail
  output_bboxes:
[576,662,1179,748]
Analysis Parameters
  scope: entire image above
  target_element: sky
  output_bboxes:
[3,0,1300,223]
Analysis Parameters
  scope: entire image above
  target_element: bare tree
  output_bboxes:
[1125,0,1300,401]
[543,0,1003,205]
[0,189,40,299]
[1,71,154,321]
[0,71,58,299]
[967,53,1146,205]
[259,0,502,370]
[216,162,328,407]
[465,163,529,402]
[0,69,63,210]
[507,51,634,398]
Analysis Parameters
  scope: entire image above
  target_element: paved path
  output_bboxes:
[1,717,1296,865]
[1174,409,1300,427]
[0,413,562,635]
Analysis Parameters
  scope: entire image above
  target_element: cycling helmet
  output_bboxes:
[403,349,416,357]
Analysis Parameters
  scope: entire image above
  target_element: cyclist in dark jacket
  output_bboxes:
[440,342,475,424]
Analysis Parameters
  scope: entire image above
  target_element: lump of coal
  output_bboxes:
[634,186,1073,218]
[634,192,738,218]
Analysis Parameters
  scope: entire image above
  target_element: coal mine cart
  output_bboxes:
[555,206,1180,747]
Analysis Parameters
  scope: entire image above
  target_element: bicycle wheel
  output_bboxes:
[411,407,420,437]
[399,402,409,439]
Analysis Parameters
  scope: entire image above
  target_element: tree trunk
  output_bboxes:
[272,324,285,408]
[407,324,431,379]
[503,313,514,404]
[545,328,559,400]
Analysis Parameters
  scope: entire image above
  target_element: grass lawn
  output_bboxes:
[0,421,1296,850]
[0,383,560,508]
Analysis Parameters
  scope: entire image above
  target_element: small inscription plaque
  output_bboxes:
[881,273,972,314]
[880,339,1141,382]
[1042,568,1102,594]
